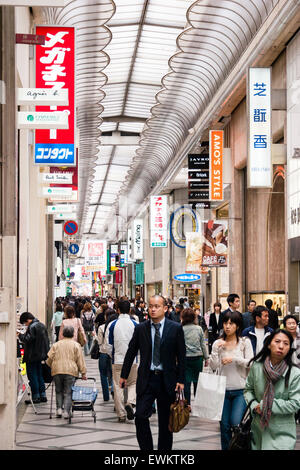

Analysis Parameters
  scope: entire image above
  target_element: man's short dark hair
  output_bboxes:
[247,299,256,306]
[176,304,184,311]
[150,295,167,306]
[265,299,273,309]
[252,305,268,322]
[118,300,131,314]
[19,312,35,323]
[227,293,240,306]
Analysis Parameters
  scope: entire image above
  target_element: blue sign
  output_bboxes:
[35,143,75,166]
[69,243,79,255]
[174,273,201,282]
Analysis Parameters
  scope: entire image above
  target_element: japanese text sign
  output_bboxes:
[247,67,272,188]
[150,195,168,247]
[35,26,75,166]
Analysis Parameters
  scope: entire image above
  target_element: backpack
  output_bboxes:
[82,313,94,331]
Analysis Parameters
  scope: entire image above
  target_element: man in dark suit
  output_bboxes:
[120,294,186,451]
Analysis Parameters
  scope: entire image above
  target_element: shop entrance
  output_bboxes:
[249,291,286,320]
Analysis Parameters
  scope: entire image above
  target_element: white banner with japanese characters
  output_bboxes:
[247,67,272,188]
[84,240,107,273]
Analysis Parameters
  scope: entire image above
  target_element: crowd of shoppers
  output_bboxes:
[17,292,300,450]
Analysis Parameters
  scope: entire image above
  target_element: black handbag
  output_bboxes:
[228,399,256,451]
[41,362,52,383]
[90,340,100,360]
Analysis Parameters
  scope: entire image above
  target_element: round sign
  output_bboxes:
[64,220,78,236]
[69,243,79,255]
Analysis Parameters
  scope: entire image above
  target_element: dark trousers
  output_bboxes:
[26,361,46,400]
[135,372,174,451]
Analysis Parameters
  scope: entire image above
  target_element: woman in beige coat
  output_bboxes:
[46,325,87,419]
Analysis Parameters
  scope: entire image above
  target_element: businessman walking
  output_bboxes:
[120,294,186,451]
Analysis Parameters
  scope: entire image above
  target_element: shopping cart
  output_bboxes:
[69,377,98,424]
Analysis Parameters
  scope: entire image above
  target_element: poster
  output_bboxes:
[84,240,107,273]
[186,220,228,271]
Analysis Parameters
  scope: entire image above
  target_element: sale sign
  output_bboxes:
[35,26,75,166]
[85,240,107,273]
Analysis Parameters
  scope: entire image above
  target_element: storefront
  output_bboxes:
[249,291,287,319]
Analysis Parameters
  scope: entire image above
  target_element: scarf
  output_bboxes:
[260,357,288,429]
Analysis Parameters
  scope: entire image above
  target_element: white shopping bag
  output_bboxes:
[192,372,226,421]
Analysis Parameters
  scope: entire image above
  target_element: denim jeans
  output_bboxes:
[53,374,76,414]
[84,331,94,355]
[220,389,247,450]
[26,362,46,400]
[98,353,113,401]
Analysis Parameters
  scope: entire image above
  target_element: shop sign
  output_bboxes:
[5,1,66,6]
[40,172,73,184]
[18,111,69,129]
[17,87,68,106]
[16,33,45,45]
[247,67,272,188]
[287,38,300,241]
[115,269,123,284]
[127,229,133,262]
[174,274,201,282]
[84,240,107,273]
[48,149,79,202]
[35,26,75,166]
[209,130,224,201]
[150,195,168,248]
[135,262,144,285]
[46,204,76,214]
[53,212,77,220]
[41,186,72,197]
[133,219,143,260]
[110,244,119,272]
[120,244,128,266]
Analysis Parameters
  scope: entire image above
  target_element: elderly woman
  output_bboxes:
[46,325,87,419]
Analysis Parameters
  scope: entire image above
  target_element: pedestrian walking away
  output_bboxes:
[108,299,138,422]
[46,325,87,419]
[244,329,300,450]
[181,308,209,408]
[120,294,186,451]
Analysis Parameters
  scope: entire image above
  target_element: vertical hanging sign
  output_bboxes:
[247,67,272,188]
[209,130,223,201]
[35,26,75,166]
[133,219,143,260]
[150,195,168,247]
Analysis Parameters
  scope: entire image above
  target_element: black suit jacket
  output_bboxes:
[121,318,186,397]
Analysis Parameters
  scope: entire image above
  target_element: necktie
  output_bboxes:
[153,323,161,367]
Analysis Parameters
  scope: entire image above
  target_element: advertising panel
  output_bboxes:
[35,26,75,166]
[85,240,107,273]
[186,220,228,271]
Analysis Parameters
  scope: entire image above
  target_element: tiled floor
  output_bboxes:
[16,357,300,451]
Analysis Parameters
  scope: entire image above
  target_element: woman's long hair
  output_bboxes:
[248,328,296,387]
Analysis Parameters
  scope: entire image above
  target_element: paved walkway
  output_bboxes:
[15,357,300,451]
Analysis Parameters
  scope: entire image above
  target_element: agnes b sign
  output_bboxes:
[133,219,143,260]
[35,26,75,166]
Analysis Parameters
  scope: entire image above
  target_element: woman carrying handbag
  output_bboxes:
[244,329,300,450]
[209,310,253,450]
[59,305,86,347]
